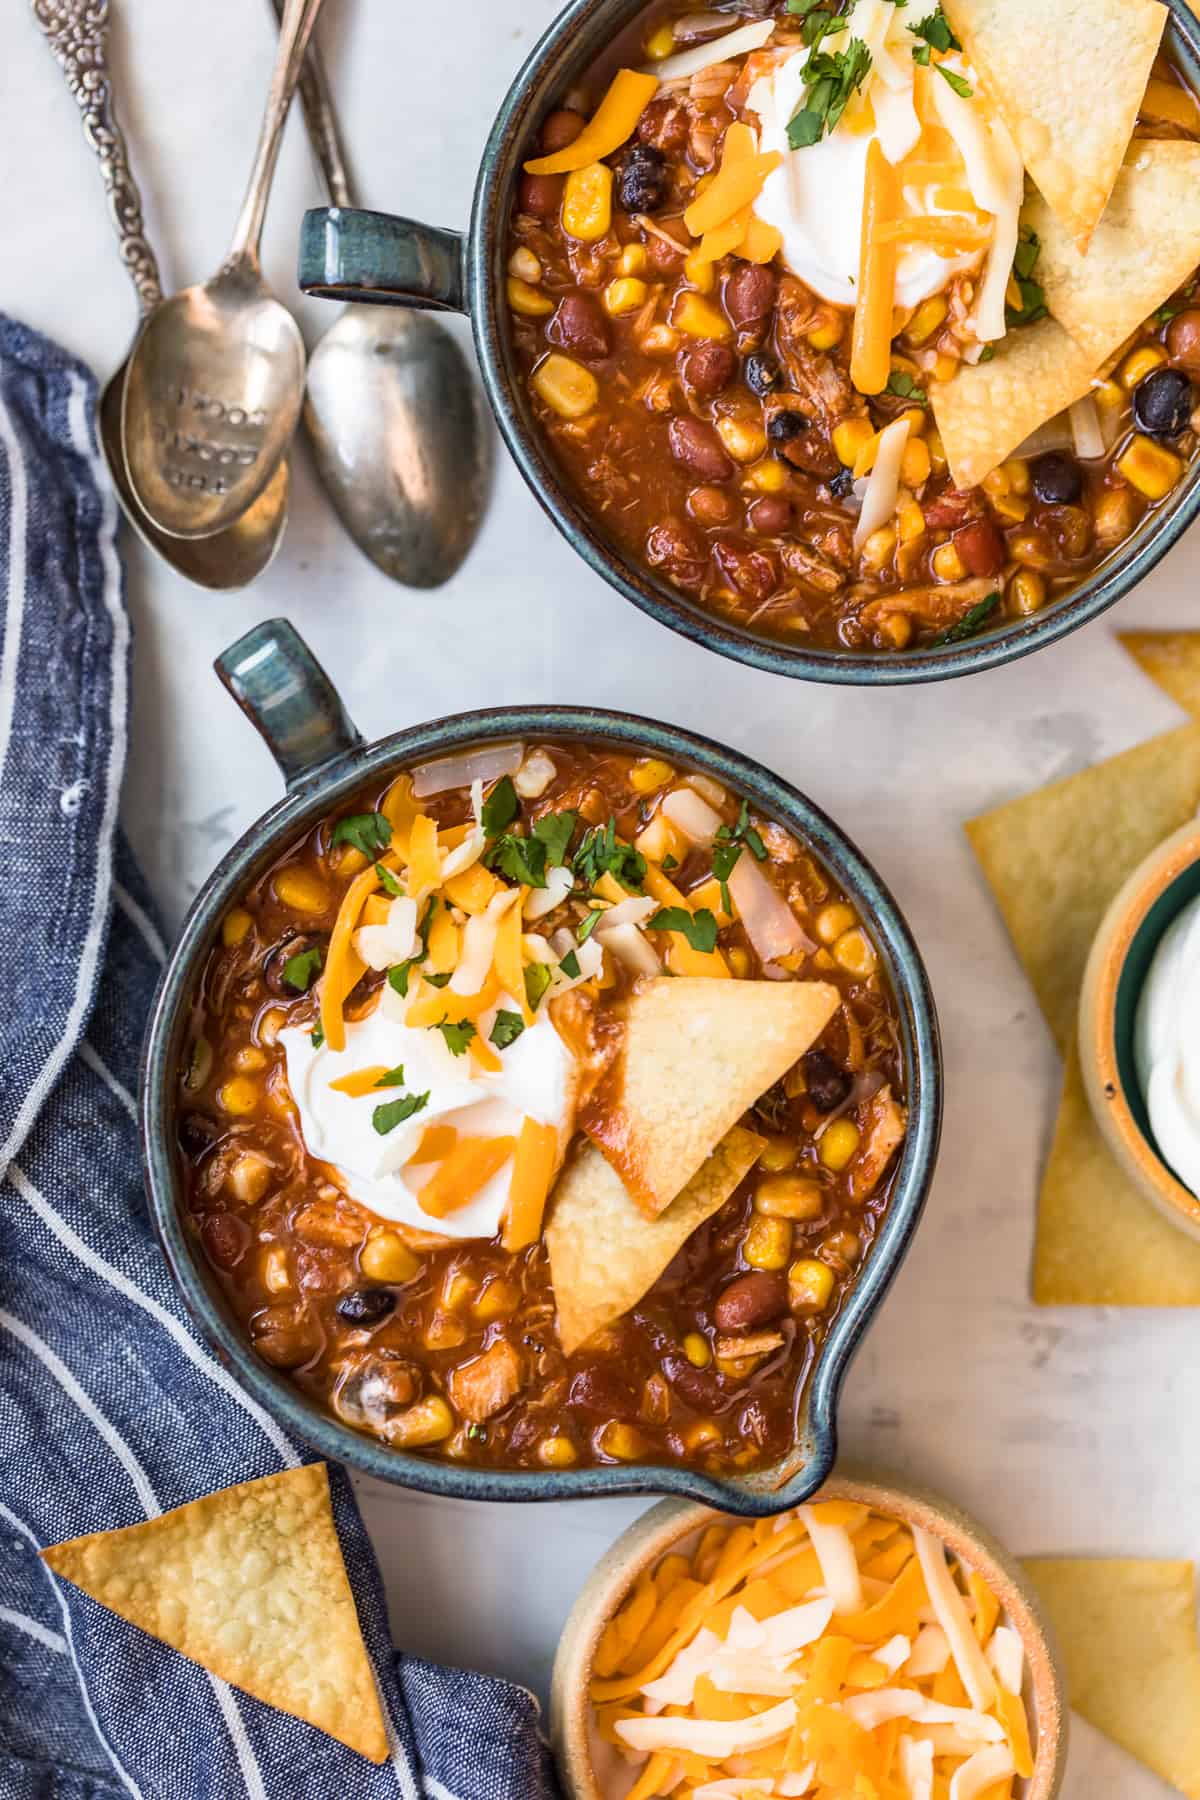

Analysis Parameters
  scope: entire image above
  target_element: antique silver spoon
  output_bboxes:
[273,0,489,587]
[121,0,325,539]
[33,0,288,588]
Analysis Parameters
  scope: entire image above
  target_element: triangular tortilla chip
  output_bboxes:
[1029,140,1200,365]
[548,1124,766,1355]
[580,977,839,1217]
[1035,1046,1200,1304]
[943,0,1167,245]
[1023,1557,1200,1797]
[1120,630,1200,722]
[965,724,1200,1054]
[931,318,1096,491]
[43,1464,388,1762]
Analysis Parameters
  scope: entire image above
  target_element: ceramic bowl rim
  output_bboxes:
[1079,816,1200,1238]
[140,704,941,1508]
[549,1470,1067,1800]
[465,0,1200,687]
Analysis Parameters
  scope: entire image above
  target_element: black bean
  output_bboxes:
[767,410,810,444]
[178,1112,218,1159]
[1031,452,1083,506]
[802,1048,852,1113]
[828,468,855,500]
[1133,366,1194,440]
[336,1287,396,1326]
[618,143,668,213]
[744,352,780,397]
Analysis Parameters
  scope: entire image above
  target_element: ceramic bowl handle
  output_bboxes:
[215,618,364,789]
[297,206,467,311]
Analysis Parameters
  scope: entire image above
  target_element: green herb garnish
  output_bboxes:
[577,910,604,943]
[572,816,647,893]
[936,63,972,96]
[647,907,720,954]
[910,6,960,52]
[559,949,581,979]
[525,963,553,1012]
[425,971,451,988]
[490,1010,526,1050]
[787,36,872,148]
[282,945,323,992]
[436,1017,477,1056]
[1006,230,1047,328]
[532,809,578,869]
[1155,299,1187,326]
[375,863,405,897]
[886,371,928,404]
[481,775,519,838]
[386,897,438,996]
[372,1091,430,1136]
[929,590,1001,647]
[661,853,680,874]
[977,344,997,362]
[332,812,392,859]
[488,832,548,888]
[373,1064,407,1089]
[310,1022,325,1049]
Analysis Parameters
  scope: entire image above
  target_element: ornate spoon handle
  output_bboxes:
[32,0,162,314]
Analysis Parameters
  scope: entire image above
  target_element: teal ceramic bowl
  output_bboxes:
[139,619,942,1509]
[296,0,1200,686]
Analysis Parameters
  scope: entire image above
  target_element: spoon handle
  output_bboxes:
[226,0,328,268]
[32,0,162,313]
[268,0,355,211]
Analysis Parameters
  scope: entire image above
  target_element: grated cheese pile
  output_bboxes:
[589,1501,1034,1800]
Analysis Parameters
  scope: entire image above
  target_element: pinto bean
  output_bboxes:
[646,230,686,274]
[646,519,709,591]
[1167,309,1200,373]
[517,172,563,219]
[724,262,777,331]
[747,494,792,534]
[681,340,736,399]
[548,292,611,360]
[714,539,779,603]
[201,1212,249,1271]
[541,108,585,152]
[689,484,737,527]
[669,415,733,482]
[714,1270,788,1332]
[952,517,1007,577]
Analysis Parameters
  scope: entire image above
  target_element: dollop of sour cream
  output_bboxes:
[281,991,575,1240]
[1134,893,1200,1197]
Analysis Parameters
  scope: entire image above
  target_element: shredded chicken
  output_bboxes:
[446,1339,525,1423]
[782,539,848,595]
[776,276,861,427]
[858,576,997,628]
[848,1085,908,1203]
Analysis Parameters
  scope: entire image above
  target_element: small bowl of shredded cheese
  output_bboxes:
[551,1474,1065,1800]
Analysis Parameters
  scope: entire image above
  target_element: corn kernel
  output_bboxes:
[603,276,648,317]
[822,1229,861,1266]
[507,275,554,318]
[644,20,676,59]
[443,1269,474,1310]
[598,1421,648,1462]
[234,1045,267,1074]
[898,406,927,437]
[816,902,855,944]
[1004,457,1031,496]
[990,491,1029,524]
[747,459,788,493]
[905,294,947,346]
[671,291,732,340]
[900,438,931,487]
[684,1332,712,1368]
[861,525,897,573]
[982,466,1010,499]
[222,907,253,948]
[261,1246,291,1293]
[389,1396,454,1448]
[1120,344,1169,390]
[744,1214,793,1270]
[898,498,926,543]
[1117,435,1183,501]
[619,243,648,276]
[820,1118,861,1172]
[807,314,844,351]
[1009,568,1046,616]
[789,1258,836,1312]
[756,1174,824,1220]
[539,1434,579,1467]
[532,352,599,419]
[474,1278,520,1321]
[361,1231,420,1283]
[927,427,948,476]
[684,250,715,294]
[931,541,966,582]
[630,757,674,793]
[728,946,751,977]
[933,352,958,383]
[217,1077,259,1117]
[273,866,330,915]
[833,927,878,978]
[424,1312,467,1351]
[1009,531,1052,568]
[562,161,613,242]
[878,611,912,650]
[834,417,876,468]
[508,246,541,283]
[640,323,681,355]
[685,1421,723,1453]
[1095,378,1125,412]
[257,1007,285,1047]
[758,1136,800,1173]
[717,416,768,463]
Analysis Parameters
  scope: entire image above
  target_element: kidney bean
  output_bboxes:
[541,108,585,153]
[568,1365,638,1414]
[201,1212,249,1271]
[548,292,610,360]
[688,484,737,526]
[713,539,779,604]
[681,341,736,399]
[646,519,709,591]
[662,1354,729,1413]
[747,494,792,535]
[646,231,686,274]
[724,262,777,332]
[780,429,840,481]
[952,517,1007,577]
[714,1270,788,1332]
[517,171,563,219]
[669,415,733,482]
[638,94,689,156]
[922,490,977,530]
[1168,309,1200,373]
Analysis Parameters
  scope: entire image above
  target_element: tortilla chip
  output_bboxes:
[1023,1557,1200,1797]
[1028,140,1200,366]
[1120,630,1200,721]
[1035,1046,1200,1304]
[965,724,1200,1054]
[548,1124,765,1355]
[943,0,1167,245]
[581,977,839,1217]
[42,1464,388,1762]
[931,319,1096,491]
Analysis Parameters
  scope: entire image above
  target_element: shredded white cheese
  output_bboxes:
[853,416,910,552]
[840,1689,1005,1741]
[912,1529,998,1715]
[931,72,1023,343]
[948,1744,1016,1800]
[798,1509,863,1615]
[646,18,775,83]
[614,1697,797,1759]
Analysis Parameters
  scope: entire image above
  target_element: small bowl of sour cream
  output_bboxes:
[1079,818,1200,1236]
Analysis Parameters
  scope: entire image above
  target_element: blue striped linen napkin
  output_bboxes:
[0,315,560,1800]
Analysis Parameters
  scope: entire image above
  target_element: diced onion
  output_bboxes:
[615,1697,796,1758]
[1069,395,1105,460]
[663,785,724,846]
[913,1529,998,1715]
[412,742,523,798]
[841,1690,1004,1741]
[523,865,574,920]
[687,772,728,809]
[646,17,774,82]
[854,415,909,551]
[798,1510,863,1615]
[898,1735,934,1800]
[948,1745,1016,1800]
[728,853,814,965]
[514,750,557,798]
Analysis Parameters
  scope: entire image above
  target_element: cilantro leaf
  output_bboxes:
[785,0,822,12]
[376,863,405,897]
[936,63,972,96]
[386,896,438,996]
[532,809,578,869]
[647,907,720,954]
[373,1064,406,1089]
[911,41,930,62]
[310,1022,325,1049]
[886,370,928,404]
[786,36,872,148]
[490,1010,526,1050]
[712,840,741,916]
[372,1091,430,1136]
[1006,231,1047,328]
[661,853,680,874]
[910,6,960,51]
[559,949,581,979]
[488,832,548,888]
[425,971,451,988]
[332,812,392,859]
[436,1017,476,1056]
[572,816,647,893]
[577,909,604,943]
[929,590,1001,647]
[481,775,519,838]
[282,945,323,992]
[525,963,553,1012]
[977,344,997,362]
[387,961,414,998]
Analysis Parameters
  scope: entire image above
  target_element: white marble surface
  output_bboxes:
[5,3,1198,1793]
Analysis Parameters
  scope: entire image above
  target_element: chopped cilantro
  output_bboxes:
[559,949,581,979]
[490,1010,526,1050]
[387,961,414,998]
[577,909,604,943]
[464,1422,486,1442]
[911,41,931,63]
[436,1017,477,1056]
[712,841,741,917]
[481,775,519,838]
[524,963,553,1012]
[647,907,720,954]
[331,812,392,858]
[310,1022,325,1049]
[1155,299,1187,326]
[375,863,404,897]
[977,344,997,362]
[785,0,822,12]
[425,971,451,988]
[387,897,438,996]
[532,808,578,869]
[373,1064,407,1089]
[787,37,872,148]
[799,8,849,48]
[910,6,960,52]
[661,853,680,874]
[372,1090,430,1136]
[929,590,1001,647]
[936,63,972,96]
[1006,230,1047,329]
[717,801,768,862]
[282,945,323,992]
[572,816,647,893]
[886,371,928,404]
